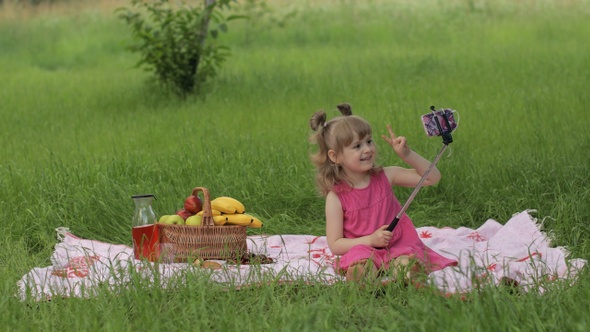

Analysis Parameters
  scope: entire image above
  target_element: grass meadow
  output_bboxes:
[1,0,589,330]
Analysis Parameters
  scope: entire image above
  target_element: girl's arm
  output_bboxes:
[325,191,392,255]
[381,124,441,187]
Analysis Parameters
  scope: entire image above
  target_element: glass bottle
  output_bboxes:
[131,194,160,261]
[132,194,157,227]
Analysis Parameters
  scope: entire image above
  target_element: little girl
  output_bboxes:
[309,103,457,282]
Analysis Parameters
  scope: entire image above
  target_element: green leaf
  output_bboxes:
[226,14,248,21]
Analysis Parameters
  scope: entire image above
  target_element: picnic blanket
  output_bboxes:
[17,210,587,301]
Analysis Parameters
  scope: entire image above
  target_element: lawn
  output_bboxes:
[1,0,589,330]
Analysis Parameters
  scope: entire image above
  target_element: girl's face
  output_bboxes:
[338,133,376,175]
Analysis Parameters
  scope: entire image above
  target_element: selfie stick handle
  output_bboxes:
[386,143,449,231]
[386,106,453,232]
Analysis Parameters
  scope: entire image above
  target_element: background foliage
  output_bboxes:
[117,0,241,95]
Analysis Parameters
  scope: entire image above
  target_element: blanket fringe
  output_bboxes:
[521,209,547,235]
[524,210,570,258]
[56,227,70,242]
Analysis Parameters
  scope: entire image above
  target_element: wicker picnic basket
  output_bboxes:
[157,187,247,262]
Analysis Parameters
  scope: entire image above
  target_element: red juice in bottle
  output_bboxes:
[132,224,160,261]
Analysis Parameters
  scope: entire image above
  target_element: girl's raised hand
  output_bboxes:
[382,124,410,158]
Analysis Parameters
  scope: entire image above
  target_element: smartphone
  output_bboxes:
[421,108,457,137]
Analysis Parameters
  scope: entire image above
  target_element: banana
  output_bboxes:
[249,215,263,229]
[223,213,263,228]
[197,209,221,217]
[213,215,227,226]
[223,213,254,226]
[211,196,246,214]
[210,199,236,214]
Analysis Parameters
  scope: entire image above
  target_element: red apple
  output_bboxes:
[184,195,203,214]
[176,208,193,221]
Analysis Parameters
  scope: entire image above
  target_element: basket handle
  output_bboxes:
[191,187,214,227]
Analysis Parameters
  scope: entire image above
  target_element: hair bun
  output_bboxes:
[336,103,352,116]
[309,110,327,131]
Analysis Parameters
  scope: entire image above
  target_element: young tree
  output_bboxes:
[118,0,243,95]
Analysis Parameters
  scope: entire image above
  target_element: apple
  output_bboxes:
[166,214,185,225]
[158,215,171,223]
[176,208,193,221]
[184,195,203,214]
[185,215,203,226]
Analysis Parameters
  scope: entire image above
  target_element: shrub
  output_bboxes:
[117,0,243,95]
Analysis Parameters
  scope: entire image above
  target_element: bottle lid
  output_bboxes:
[131,194,156,199]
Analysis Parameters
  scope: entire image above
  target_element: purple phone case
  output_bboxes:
[422,109,457,137]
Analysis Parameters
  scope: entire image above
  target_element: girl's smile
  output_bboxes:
[360,153,373,162]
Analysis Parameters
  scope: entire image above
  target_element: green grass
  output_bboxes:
[1,0,589,330]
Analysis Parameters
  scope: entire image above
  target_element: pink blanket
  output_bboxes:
[17,210,586,301]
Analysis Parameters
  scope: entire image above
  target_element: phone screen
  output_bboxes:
[421,109,457,137]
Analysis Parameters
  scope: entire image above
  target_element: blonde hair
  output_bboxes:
[308,103,382,196]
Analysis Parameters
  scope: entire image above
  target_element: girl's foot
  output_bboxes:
[346,264,366,282]
[390,255,425,285]
[345,260,378,283]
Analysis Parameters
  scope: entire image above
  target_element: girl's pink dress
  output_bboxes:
[333,170,457,273]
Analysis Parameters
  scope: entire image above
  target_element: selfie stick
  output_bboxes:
[386,106,454,232]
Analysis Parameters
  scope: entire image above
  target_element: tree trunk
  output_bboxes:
[188,0,215,92]
[198,0,216,49]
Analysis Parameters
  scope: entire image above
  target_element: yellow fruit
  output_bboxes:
[210,200,235,214]
[213,215,227,226]
[249,215,263,229]
[211,196,245,214]
[218,196,246,213]
[223,213,253,226]
[197,209,221,216]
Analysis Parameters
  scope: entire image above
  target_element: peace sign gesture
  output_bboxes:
[381,124,411,158]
